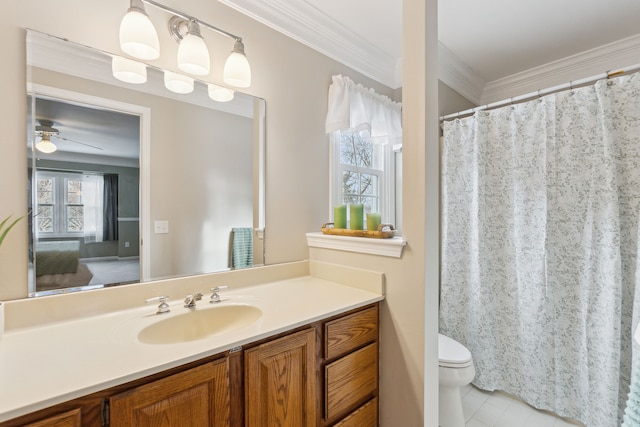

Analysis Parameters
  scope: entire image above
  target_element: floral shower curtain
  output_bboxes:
[439,72,640,427]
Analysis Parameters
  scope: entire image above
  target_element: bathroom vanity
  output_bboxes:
[0,262,383,426]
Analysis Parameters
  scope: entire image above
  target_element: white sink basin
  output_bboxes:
[137,304,263,345]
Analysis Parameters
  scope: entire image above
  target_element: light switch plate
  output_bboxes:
[154,220,169,234]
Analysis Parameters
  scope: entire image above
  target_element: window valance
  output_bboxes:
[325,75,402,138]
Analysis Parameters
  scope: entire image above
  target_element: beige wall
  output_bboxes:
[0,0,437,424]
[314,1,440,425]
[439,80,477,117]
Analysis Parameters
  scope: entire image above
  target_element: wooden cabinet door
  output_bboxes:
[109,358,230,427]
[22,409,81,427]
[244,328,317,427]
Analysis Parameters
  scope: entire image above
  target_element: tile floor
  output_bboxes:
[461,384,584,427]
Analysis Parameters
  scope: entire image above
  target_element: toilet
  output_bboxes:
[438,333,476,427]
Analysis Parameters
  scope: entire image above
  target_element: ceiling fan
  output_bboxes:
[34,119,104,154]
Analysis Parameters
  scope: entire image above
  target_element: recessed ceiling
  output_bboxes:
[220,0,640,104]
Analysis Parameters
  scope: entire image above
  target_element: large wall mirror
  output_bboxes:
[26,30,265,297]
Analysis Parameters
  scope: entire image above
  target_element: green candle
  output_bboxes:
[349,204,364,230]
[333,204,347,229]
[366,212,382,231]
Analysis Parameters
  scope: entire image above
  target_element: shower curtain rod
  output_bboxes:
[440,63,640,122]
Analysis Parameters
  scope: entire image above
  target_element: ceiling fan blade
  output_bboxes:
[53,135,104,151]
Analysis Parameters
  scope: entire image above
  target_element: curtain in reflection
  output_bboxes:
[102,174,119,241]
[440,72,640,427]
[82,174,104,243]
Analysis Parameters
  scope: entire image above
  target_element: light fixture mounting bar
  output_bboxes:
[141,0,242,42]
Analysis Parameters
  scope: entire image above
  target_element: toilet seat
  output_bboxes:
[438,333,473,368]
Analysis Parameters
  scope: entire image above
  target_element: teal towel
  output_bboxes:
[232,227,253,269]
[623,361,640,426]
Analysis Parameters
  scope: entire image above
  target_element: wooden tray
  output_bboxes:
[321,222,396,239]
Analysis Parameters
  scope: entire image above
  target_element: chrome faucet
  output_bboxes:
[184,292,204,308]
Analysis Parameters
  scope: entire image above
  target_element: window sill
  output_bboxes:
[306,232,406,258]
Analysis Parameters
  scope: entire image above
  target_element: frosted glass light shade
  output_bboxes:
[119,7,160,60]
[112,56,147,84]
[36,135,57,154]
[223,41,251,88]
[164,71,194,94]
[208,84,234,102]
[177,33,210,76]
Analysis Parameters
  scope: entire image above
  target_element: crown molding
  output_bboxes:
[219,0,400,89]
[481,34,640,104]
[438,42,485,105]
[219,2,640,106]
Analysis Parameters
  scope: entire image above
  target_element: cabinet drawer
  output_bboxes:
[332,397,377,427]
[325,343,378,420]
[325,306,378,359]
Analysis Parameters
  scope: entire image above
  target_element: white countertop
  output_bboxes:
[0,274,383,422]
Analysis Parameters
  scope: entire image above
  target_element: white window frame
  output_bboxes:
[35,171,106,241]
[35,171,85,238]
[330,131,399,231]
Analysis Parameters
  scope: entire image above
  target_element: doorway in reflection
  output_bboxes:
[28,95,141,296]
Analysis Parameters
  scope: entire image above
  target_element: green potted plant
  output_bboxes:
[0,213,28,248]
[0,213,28,341]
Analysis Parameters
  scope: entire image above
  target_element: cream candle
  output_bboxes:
[333,204,347,228]
[349,204,364,230]
[366,212,382,231]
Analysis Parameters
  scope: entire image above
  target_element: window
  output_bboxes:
[331,130,401,231]
[339,130,382,210]
[325,75,402,232]
[35,171,104,239]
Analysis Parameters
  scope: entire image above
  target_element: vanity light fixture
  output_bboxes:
[223,40,252,88]
[112,56,148,84]
[208,84,234,102]
[171,18,210,76]
[118,0,252,87]
[119,0,160,60]
[164,70,194,94]
[36,134,57,154]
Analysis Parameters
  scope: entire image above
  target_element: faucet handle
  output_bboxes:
[145,295,170,314]
[209,286,229,303]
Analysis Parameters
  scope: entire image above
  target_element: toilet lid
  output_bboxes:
[438,334,472,367]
